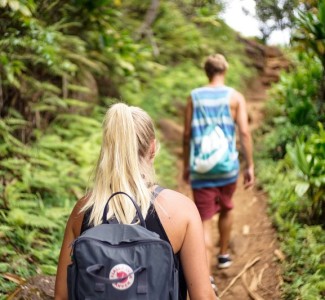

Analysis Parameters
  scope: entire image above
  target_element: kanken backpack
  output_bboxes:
[67,191,179,299]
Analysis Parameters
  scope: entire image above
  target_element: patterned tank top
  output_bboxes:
[190,86,239,188]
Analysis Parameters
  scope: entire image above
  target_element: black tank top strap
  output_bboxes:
[152,185,165,199]
[80,207,91,234]
[146,185,170,242]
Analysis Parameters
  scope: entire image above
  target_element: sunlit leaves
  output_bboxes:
[0,0,34,16]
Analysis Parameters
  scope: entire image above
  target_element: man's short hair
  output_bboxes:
[204,54,229,79]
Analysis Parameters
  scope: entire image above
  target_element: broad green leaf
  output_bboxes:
[295,182,310,197]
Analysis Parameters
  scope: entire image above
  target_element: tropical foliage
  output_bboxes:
[293,0,325,114]
[256,2,325,298]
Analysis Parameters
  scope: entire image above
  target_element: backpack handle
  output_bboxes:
[102,192,146,228]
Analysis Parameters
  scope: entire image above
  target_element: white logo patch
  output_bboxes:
[109,264,134,290]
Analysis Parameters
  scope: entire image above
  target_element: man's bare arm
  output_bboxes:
[234,91,254,188]
[183,97,193,182]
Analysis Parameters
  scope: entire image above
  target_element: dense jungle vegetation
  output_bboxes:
[255,1,325,298]
[0,0,324,299]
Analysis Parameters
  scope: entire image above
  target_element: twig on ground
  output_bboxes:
[242,271,264,300]
[219,256,261,298]
[249,268,258,291]
[242,263,269,300]
[274,249,285,261]
[257,264,268,286]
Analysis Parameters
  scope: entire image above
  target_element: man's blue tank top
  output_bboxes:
[190,86,239,188]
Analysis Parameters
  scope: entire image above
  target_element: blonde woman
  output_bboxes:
[55,103,216,300]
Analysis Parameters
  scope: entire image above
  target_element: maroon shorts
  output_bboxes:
[193,182,237,221]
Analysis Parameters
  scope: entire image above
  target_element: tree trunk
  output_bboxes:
[136,0,160,40]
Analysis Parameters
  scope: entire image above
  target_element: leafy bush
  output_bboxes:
[0,109,101,296]
[286,125,325,223]
[258,53,322,161]
[257,153,325,299]
[257,49,325,299]
[258,121,312,160]
[281,225,325,300]
[266,54,322,127]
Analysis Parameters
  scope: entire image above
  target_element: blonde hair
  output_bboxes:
[82,103,156,225]
[204,54,229,79]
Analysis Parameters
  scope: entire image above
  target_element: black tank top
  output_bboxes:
[80,188,187,300]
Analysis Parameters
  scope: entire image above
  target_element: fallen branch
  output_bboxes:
[241,263,268,300]
[257,264,268,286]
[242,271,264,300]
[248,268,258,291]
[3,273,25,285]
[219,257,260,298]
[5,273,26,300]
[7,287,22,300]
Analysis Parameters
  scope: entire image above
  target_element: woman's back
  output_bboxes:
[54,103,216,300]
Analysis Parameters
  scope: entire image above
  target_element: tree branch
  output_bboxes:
[136,0,160,40]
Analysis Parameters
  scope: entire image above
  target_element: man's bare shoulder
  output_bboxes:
[230,89,246,104]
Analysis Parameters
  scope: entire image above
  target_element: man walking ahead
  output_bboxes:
[183,54,254,273]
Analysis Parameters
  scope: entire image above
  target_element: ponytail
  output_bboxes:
[82,103,156,225]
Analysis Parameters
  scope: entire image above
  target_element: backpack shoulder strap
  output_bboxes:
[152,185,165,202]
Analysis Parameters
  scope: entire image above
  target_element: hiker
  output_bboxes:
[183,54,254,274]
[55,103,217,300]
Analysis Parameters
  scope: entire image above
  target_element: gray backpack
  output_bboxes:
[67,191,179,299]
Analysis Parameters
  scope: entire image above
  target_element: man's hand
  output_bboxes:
[243,165,254,189]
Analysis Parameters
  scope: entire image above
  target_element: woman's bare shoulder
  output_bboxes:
[155,188,198,219]
[158,188,193,203]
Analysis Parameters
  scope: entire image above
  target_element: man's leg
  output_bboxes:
[218,209,233,255]
[217,182,236,268]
